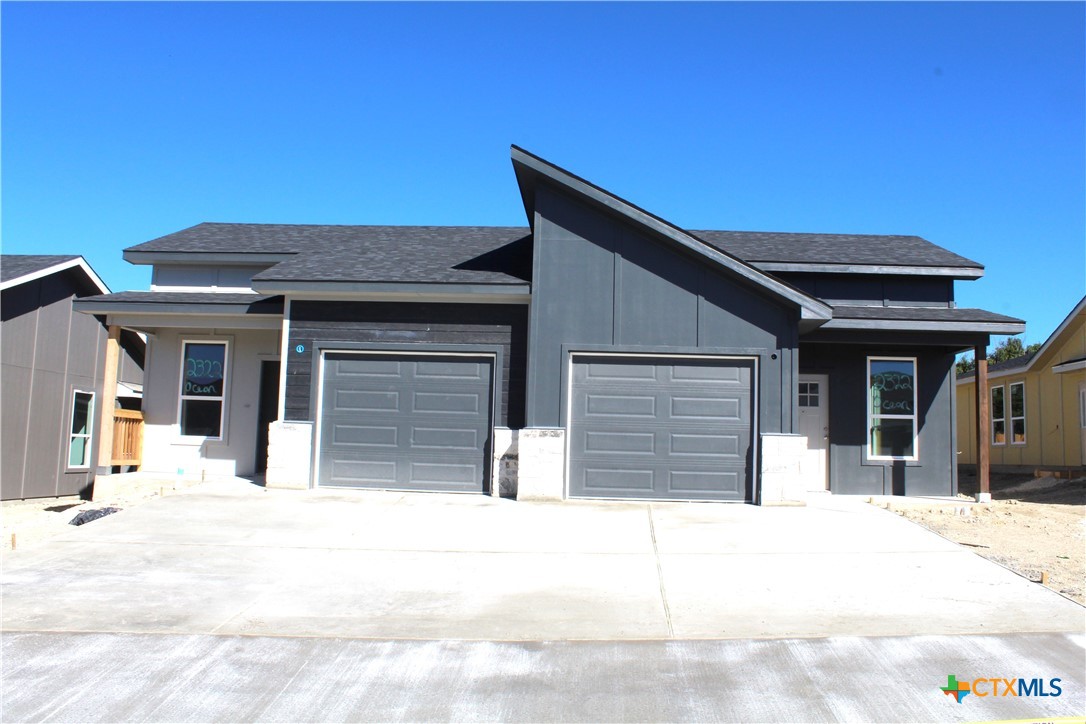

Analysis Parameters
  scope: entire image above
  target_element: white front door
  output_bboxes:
[798,374,829,490]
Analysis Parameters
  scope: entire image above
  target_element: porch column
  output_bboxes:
[95,324,121,477]
[974,344,990,502]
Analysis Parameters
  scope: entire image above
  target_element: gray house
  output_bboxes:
[73,147,1024,502]
[2,255,144,500]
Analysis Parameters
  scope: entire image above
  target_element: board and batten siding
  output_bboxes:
[526,183,799,433]
[1,272,142,500]
[800,343,957,496]
[285,302,528,429]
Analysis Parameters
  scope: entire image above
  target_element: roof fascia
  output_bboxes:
[101,313,283,331]
[124,251,296,265]
[1022,295,1086,372]
[823,318,1026,334]
[1053,359,1086,374]
[510,146,831,320]
[752,262,984,278]
[0,256,110,294]
[72,299,283,317]
[252,280,531,301]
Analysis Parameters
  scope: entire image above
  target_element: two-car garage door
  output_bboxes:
[568,356,755,502]
[317,351,753,501]
[318,353,492,492]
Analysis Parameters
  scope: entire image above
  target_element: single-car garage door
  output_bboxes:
[569,356,754,501]
[318,353,492,492]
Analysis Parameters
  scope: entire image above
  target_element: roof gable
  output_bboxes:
[510,145,831,322]
[0,255,109,294]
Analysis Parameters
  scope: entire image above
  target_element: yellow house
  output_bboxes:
[956,296,1086,471]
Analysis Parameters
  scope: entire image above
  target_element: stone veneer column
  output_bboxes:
[265,420,313,490]
[490,427,518,498]
[759,433,807,505]
[515,428,566,501]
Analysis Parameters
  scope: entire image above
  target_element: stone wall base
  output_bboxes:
[515,428,566,501]
[266,421,313,490]
[759,433,807,506]
[491,427,518,498]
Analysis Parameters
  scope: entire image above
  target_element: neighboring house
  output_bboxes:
[1,255,145,500]
[956,296,1086,471]
[72,146,1024,502]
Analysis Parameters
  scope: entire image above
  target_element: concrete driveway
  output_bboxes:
[2,480,1082,640]
[4,480,1085,722]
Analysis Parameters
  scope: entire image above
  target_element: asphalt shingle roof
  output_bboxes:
[830,306,1023,324]
[126,222,981,286]
[1,255,81,284]
[75,291,284,313]
[692,231,982,269]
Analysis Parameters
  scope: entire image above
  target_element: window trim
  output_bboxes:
[867,356,919,462]
[177,338,229,441]
[990,384,1006,446]
[1009,380,1026,446]
[66,389,96,471]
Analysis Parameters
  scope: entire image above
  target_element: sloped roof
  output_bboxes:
[509,145,831,320]
[693,230,981,269]
[1,255,81,283]
[74,292,284,316]
[0,255,109,294]
[957,296,1086,381]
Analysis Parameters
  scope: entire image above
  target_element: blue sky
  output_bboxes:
[3,2,1083,348]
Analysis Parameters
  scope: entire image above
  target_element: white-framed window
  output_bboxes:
[178,340,228,439]
[867,357,918,460]
[67,390,95,469]
[798,380,820,408]
[1009,381,1026,445]
[991,385,1006,445]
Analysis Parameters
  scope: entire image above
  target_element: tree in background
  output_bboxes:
[955,337,1042,375]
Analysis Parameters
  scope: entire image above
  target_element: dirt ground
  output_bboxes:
[1,485,172,553]
[884,471,1086,605]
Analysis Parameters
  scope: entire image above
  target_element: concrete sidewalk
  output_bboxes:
[3,631,1083,722]
[2,480,1082,640]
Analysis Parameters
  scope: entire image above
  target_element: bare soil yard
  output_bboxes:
[885,471,1085,604]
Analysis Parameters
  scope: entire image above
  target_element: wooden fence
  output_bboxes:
[111,409,143,467]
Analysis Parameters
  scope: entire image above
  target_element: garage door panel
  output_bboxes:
[668,469,741,494]
[570,356,753,502]
[580,467,656,491]
[411,427,480,450]
[670,364,745,383]
[320,353,491,492]
[583,430,657,454]
[669,395,743,420]
[669,432,741,457]
[584,393,657,418]
[335,358,402,377]
[413,391,482,414]
[410,462,479,486]
[331,424,399,447]
[330,459,397,485]
[582,362,659,381]
[334,389,399,412]
[414,360,487,380]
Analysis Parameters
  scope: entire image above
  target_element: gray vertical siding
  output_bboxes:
[1,271,143,500]
[286,302,528,428]
[799,344,957,496]
[526,183,799,432]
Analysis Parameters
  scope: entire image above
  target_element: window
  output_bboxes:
[1009,381,1025,445]
[68,390,95,469]
[179,341,228,438]
[991,385,1006,445]
[798,381,820,408]
[868,357,918,460]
